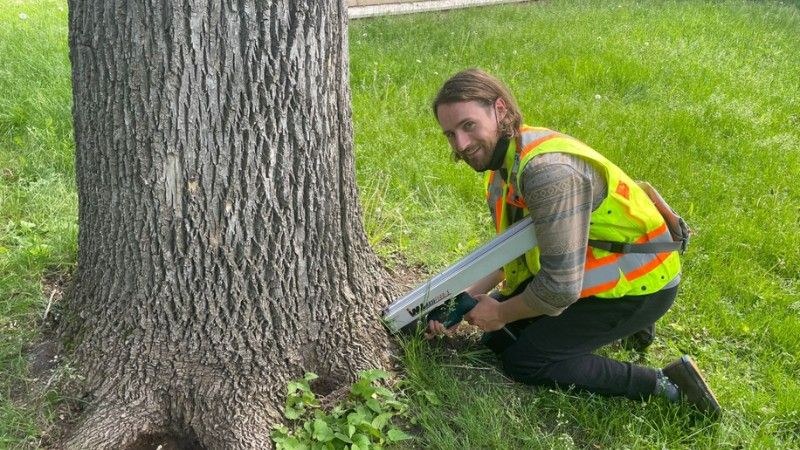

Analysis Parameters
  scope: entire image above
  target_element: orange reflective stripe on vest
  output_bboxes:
[580,224,674,297]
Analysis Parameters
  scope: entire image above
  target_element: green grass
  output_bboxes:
[350,0,799,447]
[2,0,800,447]
[1,0,76,447]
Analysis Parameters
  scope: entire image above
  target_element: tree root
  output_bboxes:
[189,402,277,450]
[64,402,157,449]
[64,399,281,449]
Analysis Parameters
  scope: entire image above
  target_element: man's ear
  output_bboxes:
[494,97,508,119]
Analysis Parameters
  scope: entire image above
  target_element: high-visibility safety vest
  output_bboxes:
[485,126,681,298]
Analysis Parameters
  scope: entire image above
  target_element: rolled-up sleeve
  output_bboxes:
[517,154,597,316]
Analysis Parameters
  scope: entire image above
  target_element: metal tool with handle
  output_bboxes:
[382,217,537,334]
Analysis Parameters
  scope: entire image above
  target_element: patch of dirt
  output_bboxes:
[21,271,69,392]
[13,269,86,449]
[427,322,486,350]
[381,256,431,298]
[26,340,61,381]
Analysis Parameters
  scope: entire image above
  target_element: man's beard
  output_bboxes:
[467,135,508,172]
[461,143,487,169]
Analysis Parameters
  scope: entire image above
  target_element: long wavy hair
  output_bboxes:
[432,68,523,140]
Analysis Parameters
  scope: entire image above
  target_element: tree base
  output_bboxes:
[126,434,201,450]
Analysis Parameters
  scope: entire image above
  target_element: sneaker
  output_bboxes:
[621,323,655,352]
[662,355,721,416]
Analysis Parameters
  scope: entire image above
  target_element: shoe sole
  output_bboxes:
[666,355,722,416]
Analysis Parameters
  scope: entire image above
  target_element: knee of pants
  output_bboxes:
[500,350,552,385]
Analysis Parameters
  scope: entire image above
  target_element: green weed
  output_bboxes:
[271,370,413,450]
[1,0,76,446]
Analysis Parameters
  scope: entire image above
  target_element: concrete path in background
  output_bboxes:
[349,0,531,19]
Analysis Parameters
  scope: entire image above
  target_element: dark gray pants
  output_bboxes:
[484,283,678,399]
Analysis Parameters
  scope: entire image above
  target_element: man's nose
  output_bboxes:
[453,131,470,152]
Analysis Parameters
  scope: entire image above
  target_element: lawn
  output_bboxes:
[2,0,799,448]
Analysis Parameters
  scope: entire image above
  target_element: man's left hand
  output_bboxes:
[464,294,506,331]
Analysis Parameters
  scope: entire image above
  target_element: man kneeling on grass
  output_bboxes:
[425,68,720,415]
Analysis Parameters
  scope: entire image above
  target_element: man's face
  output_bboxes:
[436,100,503,172]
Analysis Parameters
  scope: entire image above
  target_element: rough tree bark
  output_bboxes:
[65,1,393,448]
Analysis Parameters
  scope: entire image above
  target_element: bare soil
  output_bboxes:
[10,270,86,449]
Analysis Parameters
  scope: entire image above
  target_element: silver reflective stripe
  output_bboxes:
[581,228,674,292]
[517,129,557,148]
[512,129,558,188]
[616,230,673,274]
[582,263,620,288]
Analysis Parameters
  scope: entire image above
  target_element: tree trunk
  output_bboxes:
[65,1,393,448]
